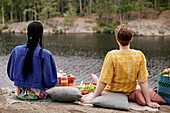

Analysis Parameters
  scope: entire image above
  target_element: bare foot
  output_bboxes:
[91,73,99,82]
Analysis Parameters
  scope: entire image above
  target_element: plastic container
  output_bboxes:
[58,70,63,77]
[61,73,68,86]
[67,75,76,84]
[56,70,63,86]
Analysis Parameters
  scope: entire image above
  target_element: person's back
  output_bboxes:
[81,24,160,108]
[7,22,59,100]
[100,49,148,95]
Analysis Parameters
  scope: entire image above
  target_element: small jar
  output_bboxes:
[61,73,68,86]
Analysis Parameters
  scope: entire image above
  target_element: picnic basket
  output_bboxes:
[157,67,170,104]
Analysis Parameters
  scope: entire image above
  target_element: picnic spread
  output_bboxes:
[55,70,97,96]
[1,68,169,112]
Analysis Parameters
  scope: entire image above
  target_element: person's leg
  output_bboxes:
[91,73,99,82]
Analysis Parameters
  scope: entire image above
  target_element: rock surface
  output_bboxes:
[1,88,170,113]
[47,17,97,33]
[1,22,54,34]
[128,10,170,36]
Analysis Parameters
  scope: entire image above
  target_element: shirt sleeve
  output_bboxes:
[43,54,59,88]
[7,49,15,81]
[98,52,115,84]
[137,52,149,83]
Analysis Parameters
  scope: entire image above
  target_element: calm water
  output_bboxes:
[0,33,170,87]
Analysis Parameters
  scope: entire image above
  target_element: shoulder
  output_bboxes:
[42,49,53,58]
[108,50,121,57]
[131,49,143,53]
[131,49,146,60]
[129,49,144,56]
[105,50,118,59]
[108,50,119,54]
[15,44,26,50]
[11,44,26,53]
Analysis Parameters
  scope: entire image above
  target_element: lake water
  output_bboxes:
[0,33,170,87]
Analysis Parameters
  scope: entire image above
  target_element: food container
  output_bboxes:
[58,76,62,84]
[56,74,76,87]
[68,83,76,87]
[67,75,76,84]
[61,73,68,86]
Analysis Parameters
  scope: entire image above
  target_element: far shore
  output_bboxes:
[0,10,170,36]
[1,30,170,36]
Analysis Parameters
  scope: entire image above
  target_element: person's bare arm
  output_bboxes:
[80,81,106,104]
[91,81,106,100]
[139,82,160,108]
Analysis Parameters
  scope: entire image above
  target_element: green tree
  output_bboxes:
[154,0,157,19]
[1,0,5,25]
[6,0,14,23]
[96,0,117,26]
[24,0,59,23]
[122,0,136,20]
[0,0,169,25]
[118,0,122,24]
[136,0,146,20]
[64,0,77,24]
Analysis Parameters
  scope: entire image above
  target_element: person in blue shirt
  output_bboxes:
[7,21,59,100]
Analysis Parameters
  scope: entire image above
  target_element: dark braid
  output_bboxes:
[23,22,43,81]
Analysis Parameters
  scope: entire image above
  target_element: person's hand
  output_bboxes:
[80,98,92,104]
[147,102,160,108]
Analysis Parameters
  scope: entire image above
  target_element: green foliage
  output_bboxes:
[92,26,102,32]
[52,29,63,34]
[103,19,118,33]
[103,26,113,33]
[95,18,106,26]
[2,24,8,30]
[64,0,77,24]
[159,29,165,34]
[94,19,119,33]
[123,21,128,25]
[0,0,169,25]
[37,0,60,22]
[23,27,26,31]
[121,0,136,12]
[0,24,8,31]
[159,0,170,13]
[96,0,118,26]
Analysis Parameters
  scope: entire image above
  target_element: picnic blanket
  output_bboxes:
[1,87,72,105]
[1,87,158,112]
[75,92,158,112]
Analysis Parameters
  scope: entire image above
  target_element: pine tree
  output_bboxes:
[64,0,77,24]
[1,0,5,25]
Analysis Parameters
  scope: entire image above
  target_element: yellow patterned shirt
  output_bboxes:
[99,49,149,95]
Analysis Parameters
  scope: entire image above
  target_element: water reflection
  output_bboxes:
[43,33,118,59]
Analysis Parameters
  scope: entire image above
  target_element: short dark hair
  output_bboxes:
[115,24,133,46]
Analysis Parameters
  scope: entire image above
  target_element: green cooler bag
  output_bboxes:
[157,67,170,104]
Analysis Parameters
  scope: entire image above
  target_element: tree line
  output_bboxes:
[0,0,169,26]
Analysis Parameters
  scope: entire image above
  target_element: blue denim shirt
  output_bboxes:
[7,44,59,89]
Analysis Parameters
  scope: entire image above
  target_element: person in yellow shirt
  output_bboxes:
[80,24,160,108]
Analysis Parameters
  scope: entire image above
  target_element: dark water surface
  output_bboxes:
[0,33,170,87]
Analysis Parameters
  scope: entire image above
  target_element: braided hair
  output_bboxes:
[23,21,43,80]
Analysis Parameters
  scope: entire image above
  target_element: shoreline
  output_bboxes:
[1,32,170,37]
[1,30,170,36]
